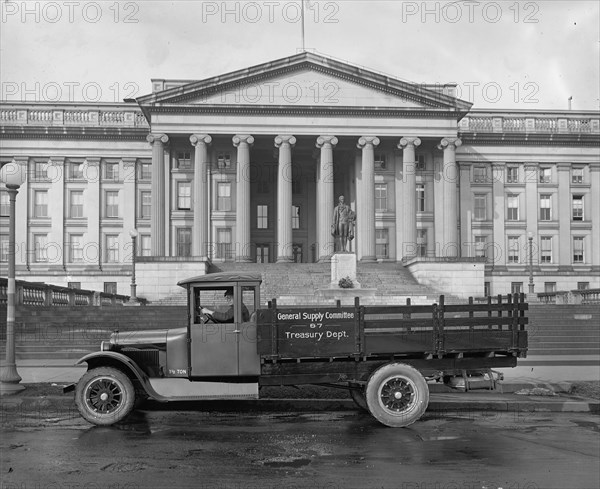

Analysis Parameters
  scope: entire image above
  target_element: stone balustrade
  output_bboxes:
[0,103,148,128]
[459,111,599,134]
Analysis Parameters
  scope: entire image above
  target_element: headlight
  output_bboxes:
[101,341,110,351]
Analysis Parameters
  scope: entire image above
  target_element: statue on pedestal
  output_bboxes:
[331,195,356,253]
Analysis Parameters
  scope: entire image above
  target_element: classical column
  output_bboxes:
[13,157,28,269]
[398,137,421,258]
[147,133,169,256]
[357,136,380,262]
[316,135,338,260]
[275,135,296,262]
[439,137,462,257]
[190,134,212,257]
[233,134,254,262]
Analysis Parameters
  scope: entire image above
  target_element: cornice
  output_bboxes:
[146,104,461,119]
[458,132,600,147]
[0,125,150,141]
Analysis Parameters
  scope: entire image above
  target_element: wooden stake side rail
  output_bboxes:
[256,294,528,362]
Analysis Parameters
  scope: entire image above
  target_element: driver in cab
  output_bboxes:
[200,288,250,323]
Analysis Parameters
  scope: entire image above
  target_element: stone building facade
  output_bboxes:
[1,53,598,300]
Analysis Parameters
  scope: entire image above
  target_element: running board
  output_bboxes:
[148,378,258,401]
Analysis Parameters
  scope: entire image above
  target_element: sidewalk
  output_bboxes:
[1,360,598,415]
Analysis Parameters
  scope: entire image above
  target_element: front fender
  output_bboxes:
[76,351,162,401]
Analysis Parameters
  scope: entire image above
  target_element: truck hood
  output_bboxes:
[111,329,169,348]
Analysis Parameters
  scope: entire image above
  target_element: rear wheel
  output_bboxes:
[75,367,135,426]
[365,363,429,428]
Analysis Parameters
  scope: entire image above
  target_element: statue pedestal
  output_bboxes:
[330,252,360,288]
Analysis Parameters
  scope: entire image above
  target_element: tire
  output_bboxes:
[75,367,135,426]
[349,383,368,412]
[365,363,429,428]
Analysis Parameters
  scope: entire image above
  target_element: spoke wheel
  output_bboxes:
[75,367,135,426]
[365,363,429,428]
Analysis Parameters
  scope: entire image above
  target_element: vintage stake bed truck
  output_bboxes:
[74,272,528,428]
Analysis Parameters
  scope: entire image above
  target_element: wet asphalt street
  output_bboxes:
[1,407,599,489]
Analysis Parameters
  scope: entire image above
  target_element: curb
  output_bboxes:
[1,394,598,417]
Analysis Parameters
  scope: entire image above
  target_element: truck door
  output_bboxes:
[190,287,238,377]
[189,284,260,377]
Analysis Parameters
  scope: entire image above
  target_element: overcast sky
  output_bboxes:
[2,0,599,110]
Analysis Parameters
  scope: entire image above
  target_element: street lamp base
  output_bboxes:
[0,381,26,396]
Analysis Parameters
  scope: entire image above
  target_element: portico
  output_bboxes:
[137,52,471,264]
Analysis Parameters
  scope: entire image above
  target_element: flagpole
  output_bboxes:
[301,0,305,51]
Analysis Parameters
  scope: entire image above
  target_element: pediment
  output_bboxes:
[138,53,472,114]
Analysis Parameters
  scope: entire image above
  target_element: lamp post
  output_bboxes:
[528,231,535,294]
[0,162,26,395]
[128,229,139,304]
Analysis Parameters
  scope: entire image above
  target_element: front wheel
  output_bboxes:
[75,367,135,426]
[365,363,429,428]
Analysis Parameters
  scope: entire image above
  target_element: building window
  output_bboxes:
[473,166,486,183]
[508,236,520,263]
[140,235,151,256]
[140,191,151,219]
[375,229,389,259]
[292,177,302,194]
[104,162,119,181]
[540,236,552,264]
[139,162,152,180]
[484,281,491,297]
[217,153,231,170]
[417,229,427,257]
[216,228,232,259]
[104,282,117,294]
[216,182,231,211]
[34,190,48,218]
[415,154,425,171]
[0,234,8,262]
[69,234,84,263]
[70,191,84,218]
[176,152,191,169]
[176,227,192,257]
[177,182,191,210]
[292,205,300,229]
[573,236,584,263]
[577,282,589,290]
[506,167,519,183]
[474,236,487,259]
[256,244,269,263]
[105,191,119,218]
[572,195,584,221]
[33,234,48,263]
[375,184,388,211]
[507,194,519,221]
[105,234,119,263]
[544,282,557,293]
[511,282,523,294]
[257,205,268,229]
[539,194,552,221]
[33,161,47,181]
[69,161,84,180]
[572,168,584,184]
[539,167,552,183]
[375,153,387,170]
[416,184,425,212]
[0,191,9,216]
[68,282,81,289]
[474,194,487,220]
[257,180,270,194]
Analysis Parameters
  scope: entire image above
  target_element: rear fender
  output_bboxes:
[76,352,162,401]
